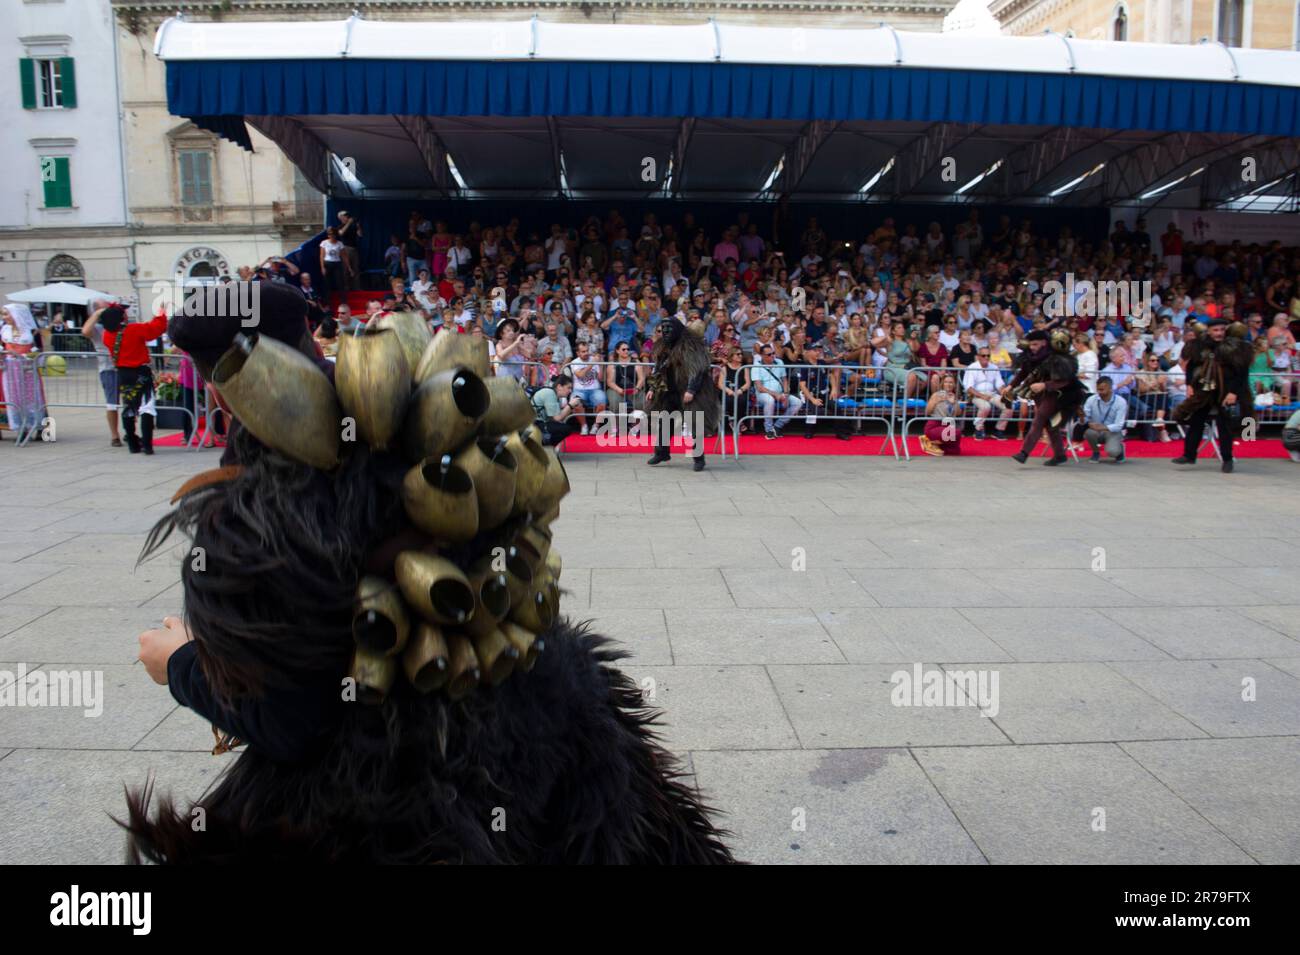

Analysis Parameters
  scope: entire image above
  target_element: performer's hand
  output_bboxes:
[1029,382,1046,394]
[645,390,654,403]
[1223,392,1237,406]
[683,390,695,403]
[138,616,190,685]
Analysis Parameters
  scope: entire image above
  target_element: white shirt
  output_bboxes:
[962,363,1004,396]
[939,329,960,349]
[320,239,344,263]
[1076,349,1100,393]
[1083,393,1128,432]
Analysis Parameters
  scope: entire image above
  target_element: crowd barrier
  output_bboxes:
[32,351,203,448]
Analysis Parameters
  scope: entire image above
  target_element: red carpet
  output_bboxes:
[555,432,1290,458]
[151,429,1289,459]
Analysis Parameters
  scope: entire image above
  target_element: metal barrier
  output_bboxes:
[734,362,899,459]
[1,353,46,446]
[509,357,734,455]
[33,351,201,448]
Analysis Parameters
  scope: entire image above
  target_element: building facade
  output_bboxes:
[991,0,1300,48]
[0,0,133,305]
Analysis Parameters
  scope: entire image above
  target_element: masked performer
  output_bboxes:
[90,306,168,455]
[1003,328,1086,466]
[1172,317,1253,473]
[645,318,720,472]
[125,283,734,864]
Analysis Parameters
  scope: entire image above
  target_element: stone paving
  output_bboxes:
[1,408,1298,864]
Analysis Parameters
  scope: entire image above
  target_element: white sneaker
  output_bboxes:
[580,425,589,436]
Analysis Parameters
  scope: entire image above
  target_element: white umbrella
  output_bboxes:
[6,282,116,307]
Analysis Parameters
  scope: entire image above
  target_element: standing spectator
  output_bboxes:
[89,305,167,454]
[79,300,120,446]
[568,341,607,434]
[336,211,362,290]
[319,227,346,301]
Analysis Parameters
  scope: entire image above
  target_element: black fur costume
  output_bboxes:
[122,287,735,864]
[1172,322,1253,463]
[647,319,720,458]
[1006,335,1086,460]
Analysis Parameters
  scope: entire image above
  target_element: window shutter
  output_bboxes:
[59,57,75,107]
[42,157,72,208]
[20,58,36,109]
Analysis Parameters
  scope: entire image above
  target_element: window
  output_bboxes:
[1112,4,1128,41]
[178,150,213,206]
[1218,0,1245,47]
[19,57,76,109]
[45,254,83,284]
[40,155,72,208]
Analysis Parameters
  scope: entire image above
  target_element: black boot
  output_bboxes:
[1171,456,1196,465]
[1221,459,1234,473]
[1011,451,1028,464]
[647,449,670,466]
[693,455,707,472]
[141,415,155,455]
[124,418,141,454]
[1043,455,1068,466]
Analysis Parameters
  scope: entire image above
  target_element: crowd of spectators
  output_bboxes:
[297,207,1300,442]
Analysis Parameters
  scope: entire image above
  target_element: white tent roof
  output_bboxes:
[6,283,115,307]
[154,16,1300,88]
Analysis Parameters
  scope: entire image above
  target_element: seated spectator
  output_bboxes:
[962,347,1009,440]
[568,341,607,434]
[750,343,803,438]
[1083,375,1127,462]
[790,342,850,440]
[1133,351,1172,442]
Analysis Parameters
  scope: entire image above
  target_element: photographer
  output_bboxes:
[530,373,583,446]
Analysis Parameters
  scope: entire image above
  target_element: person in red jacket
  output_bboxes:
[92,306,168,454]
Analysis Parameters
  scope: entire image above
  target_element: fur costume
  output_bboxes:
[122,284,735,864]
[1005,332,1086,461]
[1172,323,1254,425]
[648,318,721,437]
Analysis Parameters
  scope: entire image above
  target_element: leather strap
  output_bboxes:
[171,465,244,504]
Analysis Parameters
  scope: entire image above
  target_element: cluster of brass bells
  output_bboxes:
[208,316,570,704]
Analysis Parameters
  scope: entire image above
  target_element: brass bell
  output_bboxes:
[352,575,411,656]
[369,311,432,376]
[335,329,410,450]
[504,427,549,516]
[462,567,512,639]
[534,502,561,531]
[508,579,558,632]
[415,330,491,382]
[210,333,341,470]
[402,623,450,693]
[445,633,481,700]
[395,551,476,626]
[471,628,519,687]
[525,447,570,520]
[512,525,550,576]
[545,549,562,582]
[401,455,479,542]
[350,645,398,705]
[452,437,517,530]
[470,548,534,607]
[403,368,490,460]
[481,376,535,434]
[500,621,543,673]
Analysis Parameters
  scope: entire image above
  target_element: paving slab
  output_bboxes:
[1099,606,1300,659]
[767,663,1009,748]
[1107,659,1300,737]
[691,748,987,864]
[1121,737,1300,864]
[913,743,1255,864]
[665,608,844,665]
[620,665,799,752]
[958,607,1168,662]
[817,607,1013,664]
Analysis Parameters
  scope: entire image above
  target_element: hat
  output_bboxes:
[1205,316,1229,327]
[1024,329,1049,342]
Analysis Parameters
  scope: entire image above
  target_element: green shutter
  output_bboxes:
[19,58,36,109]
[59,57,75,108]
[41,157,72,208]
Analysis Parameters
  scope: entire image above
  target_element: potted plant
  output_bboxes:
[153,371,189,431]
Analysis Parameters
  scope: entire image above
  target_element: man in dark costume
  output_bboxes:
[126,283,735,864]
[1172,317,1253,473]
[1002,328,1086,466]
[645,317,720,472]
